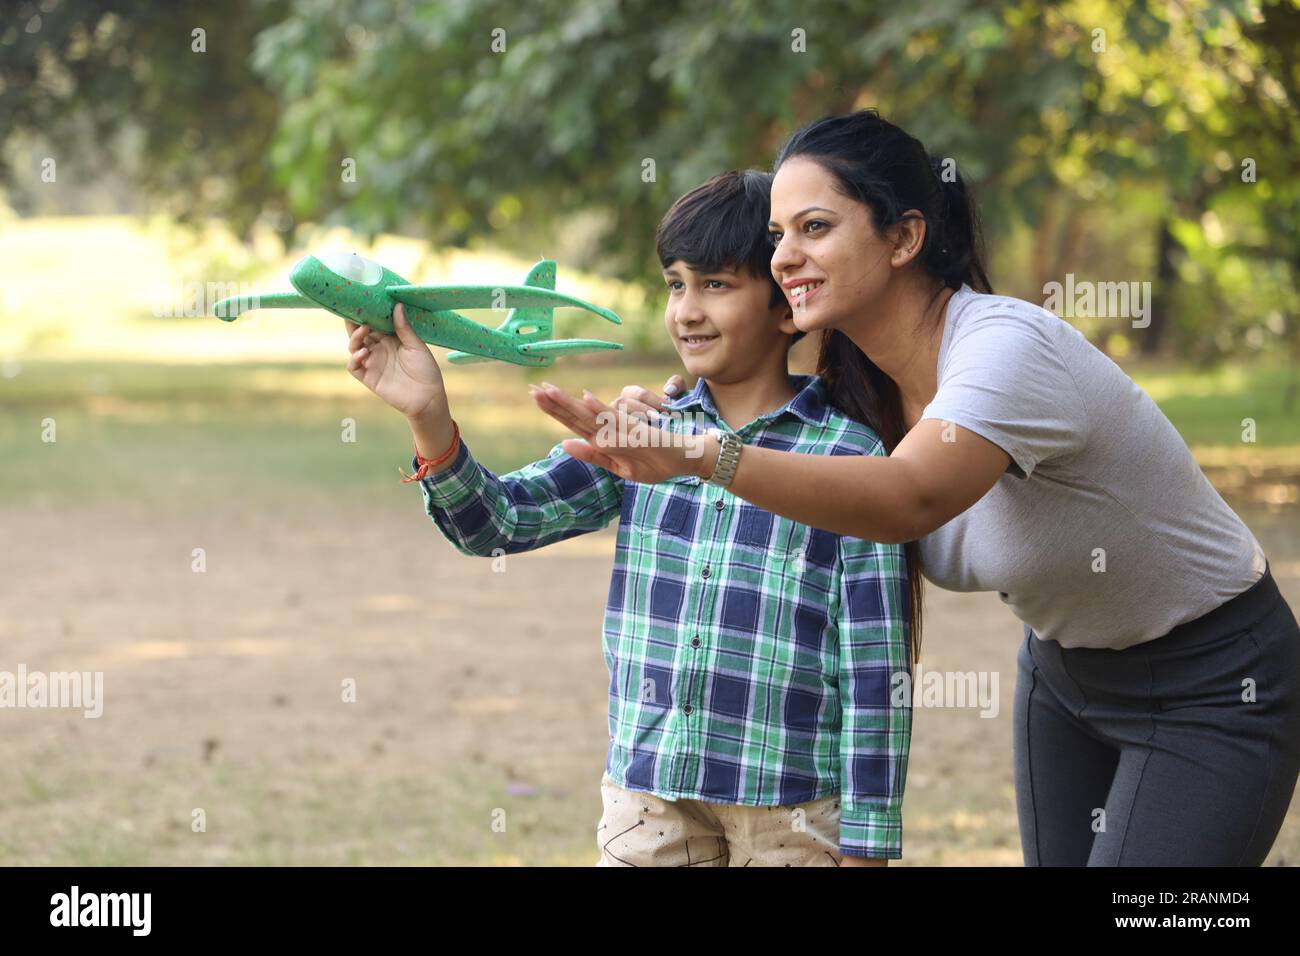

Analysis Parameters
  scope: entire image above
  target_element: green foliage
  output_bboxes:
[1,0,293,237]
[2,0,1295,360]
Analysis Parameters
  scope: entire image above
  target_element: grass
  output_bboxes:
[0,756,601,866]
[0,357,689,510]
[1134,359,1300,456]
[2,354,1296,514]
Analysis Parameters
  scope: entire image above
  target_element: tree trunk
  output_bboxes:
[1141,219,1179,356]
[1033,192,1059,293]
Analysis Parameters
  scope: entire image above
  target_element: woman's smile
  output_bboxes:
[786,280,825,307]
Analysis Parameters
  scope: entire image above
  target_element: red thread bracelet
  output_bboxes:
[399,420,460,483]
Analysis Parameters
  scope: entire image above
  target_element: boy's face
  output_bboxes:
[661,261,797,386]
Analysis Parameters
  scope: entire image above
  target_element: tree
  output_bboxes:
[3,0,1294,364]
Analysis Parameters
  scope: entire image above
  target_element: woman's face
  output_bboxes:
[768,156,895,334]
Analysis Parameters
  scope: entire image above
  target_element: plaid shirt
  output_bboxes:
[415,374,912,858]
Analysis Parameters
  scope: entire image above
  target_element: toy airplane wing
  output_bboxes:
[212,291,316,321]
[386,285,622,326]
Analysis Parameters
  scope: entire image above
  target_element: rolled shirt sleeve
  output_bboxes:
[415,438,623,556]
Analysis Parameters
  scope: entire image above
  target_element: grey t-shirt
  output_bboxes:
[918,284,1266,649]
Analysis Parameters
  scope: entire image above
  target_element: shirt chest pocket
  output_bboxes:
[620,477,702,542]
[732,502,838,570]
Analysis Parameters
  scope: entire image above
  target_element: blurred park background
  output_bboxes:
[0,0,1297,865]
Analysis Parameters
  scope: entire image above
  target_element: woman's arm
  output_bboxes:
[716,419,1009,543]
[529,385,1011,544]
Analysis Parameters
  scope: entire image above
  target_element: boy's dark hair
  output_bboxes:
[655,169,803,347]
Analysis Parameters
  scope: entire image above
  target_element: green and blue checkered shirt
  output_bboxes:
[415,374,912,858]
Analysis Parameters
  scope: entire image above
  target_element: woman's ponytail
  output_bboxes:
[922,154,992,295]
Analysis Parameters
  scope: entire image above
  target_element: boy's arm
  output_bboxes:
[343,312,618,554]
[834,531,913,862]
[416,434,623,557]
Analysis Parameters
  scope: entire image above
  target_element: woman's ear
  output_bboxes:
[890,210,929,268]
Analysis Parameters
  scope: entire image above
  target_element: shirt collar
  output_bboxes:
[662,373,832,429]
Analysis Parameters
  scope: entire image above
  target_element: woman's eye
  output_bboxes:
[804,220,827,234]
[768,232,783,246]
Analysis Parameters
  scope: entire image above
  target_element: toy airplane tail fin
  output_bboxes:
[496,260,555,342]
[445,260,556,364]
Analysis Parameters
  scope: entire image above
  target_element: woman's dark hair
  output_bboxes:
[656,169,803,346]
[774,108,993,666]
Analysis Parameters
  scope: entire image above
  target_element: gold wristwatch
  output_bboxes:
[704,427,743,488]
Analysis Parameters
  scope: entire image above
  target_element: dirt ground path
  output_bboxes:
[2,501,1297,865]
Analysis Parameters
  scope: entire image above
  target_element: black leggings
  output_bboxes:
[1013,562,1300,866]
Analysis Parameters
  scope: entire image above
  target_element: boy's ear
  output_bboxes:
[775,302,798,336]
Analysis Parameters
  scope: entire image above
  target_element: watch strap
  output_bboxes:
[705,428,743,488]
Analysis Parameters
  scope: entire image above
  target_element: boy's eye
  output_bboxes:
[665,279,727,291]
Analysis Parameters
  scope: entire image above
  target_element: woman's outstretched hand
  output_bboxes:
[528,383,718,484]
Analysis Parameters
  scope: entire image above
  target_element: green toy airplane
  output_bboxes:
[212,252,623,366]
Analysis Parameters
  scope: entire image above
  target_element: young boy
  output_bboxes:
[344,170,911,866]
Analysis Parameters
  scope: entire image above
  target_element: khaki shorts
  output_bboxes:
[594,772,843,867]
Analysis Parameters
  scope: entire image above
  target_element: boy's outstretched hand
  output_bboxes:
[345,304,447,420]
[611,375,687,418]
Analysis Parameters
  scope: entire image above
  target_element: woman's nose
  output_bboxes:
[770,234,800,275]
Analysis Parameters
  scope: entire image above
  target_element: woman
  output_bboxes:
[531,109,1300,866]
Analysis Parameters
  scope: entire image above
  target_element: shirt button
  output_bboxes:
[714,500,724,510]
[683,704,693,715]
[701,566,711,579]
[691,636,701,648]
